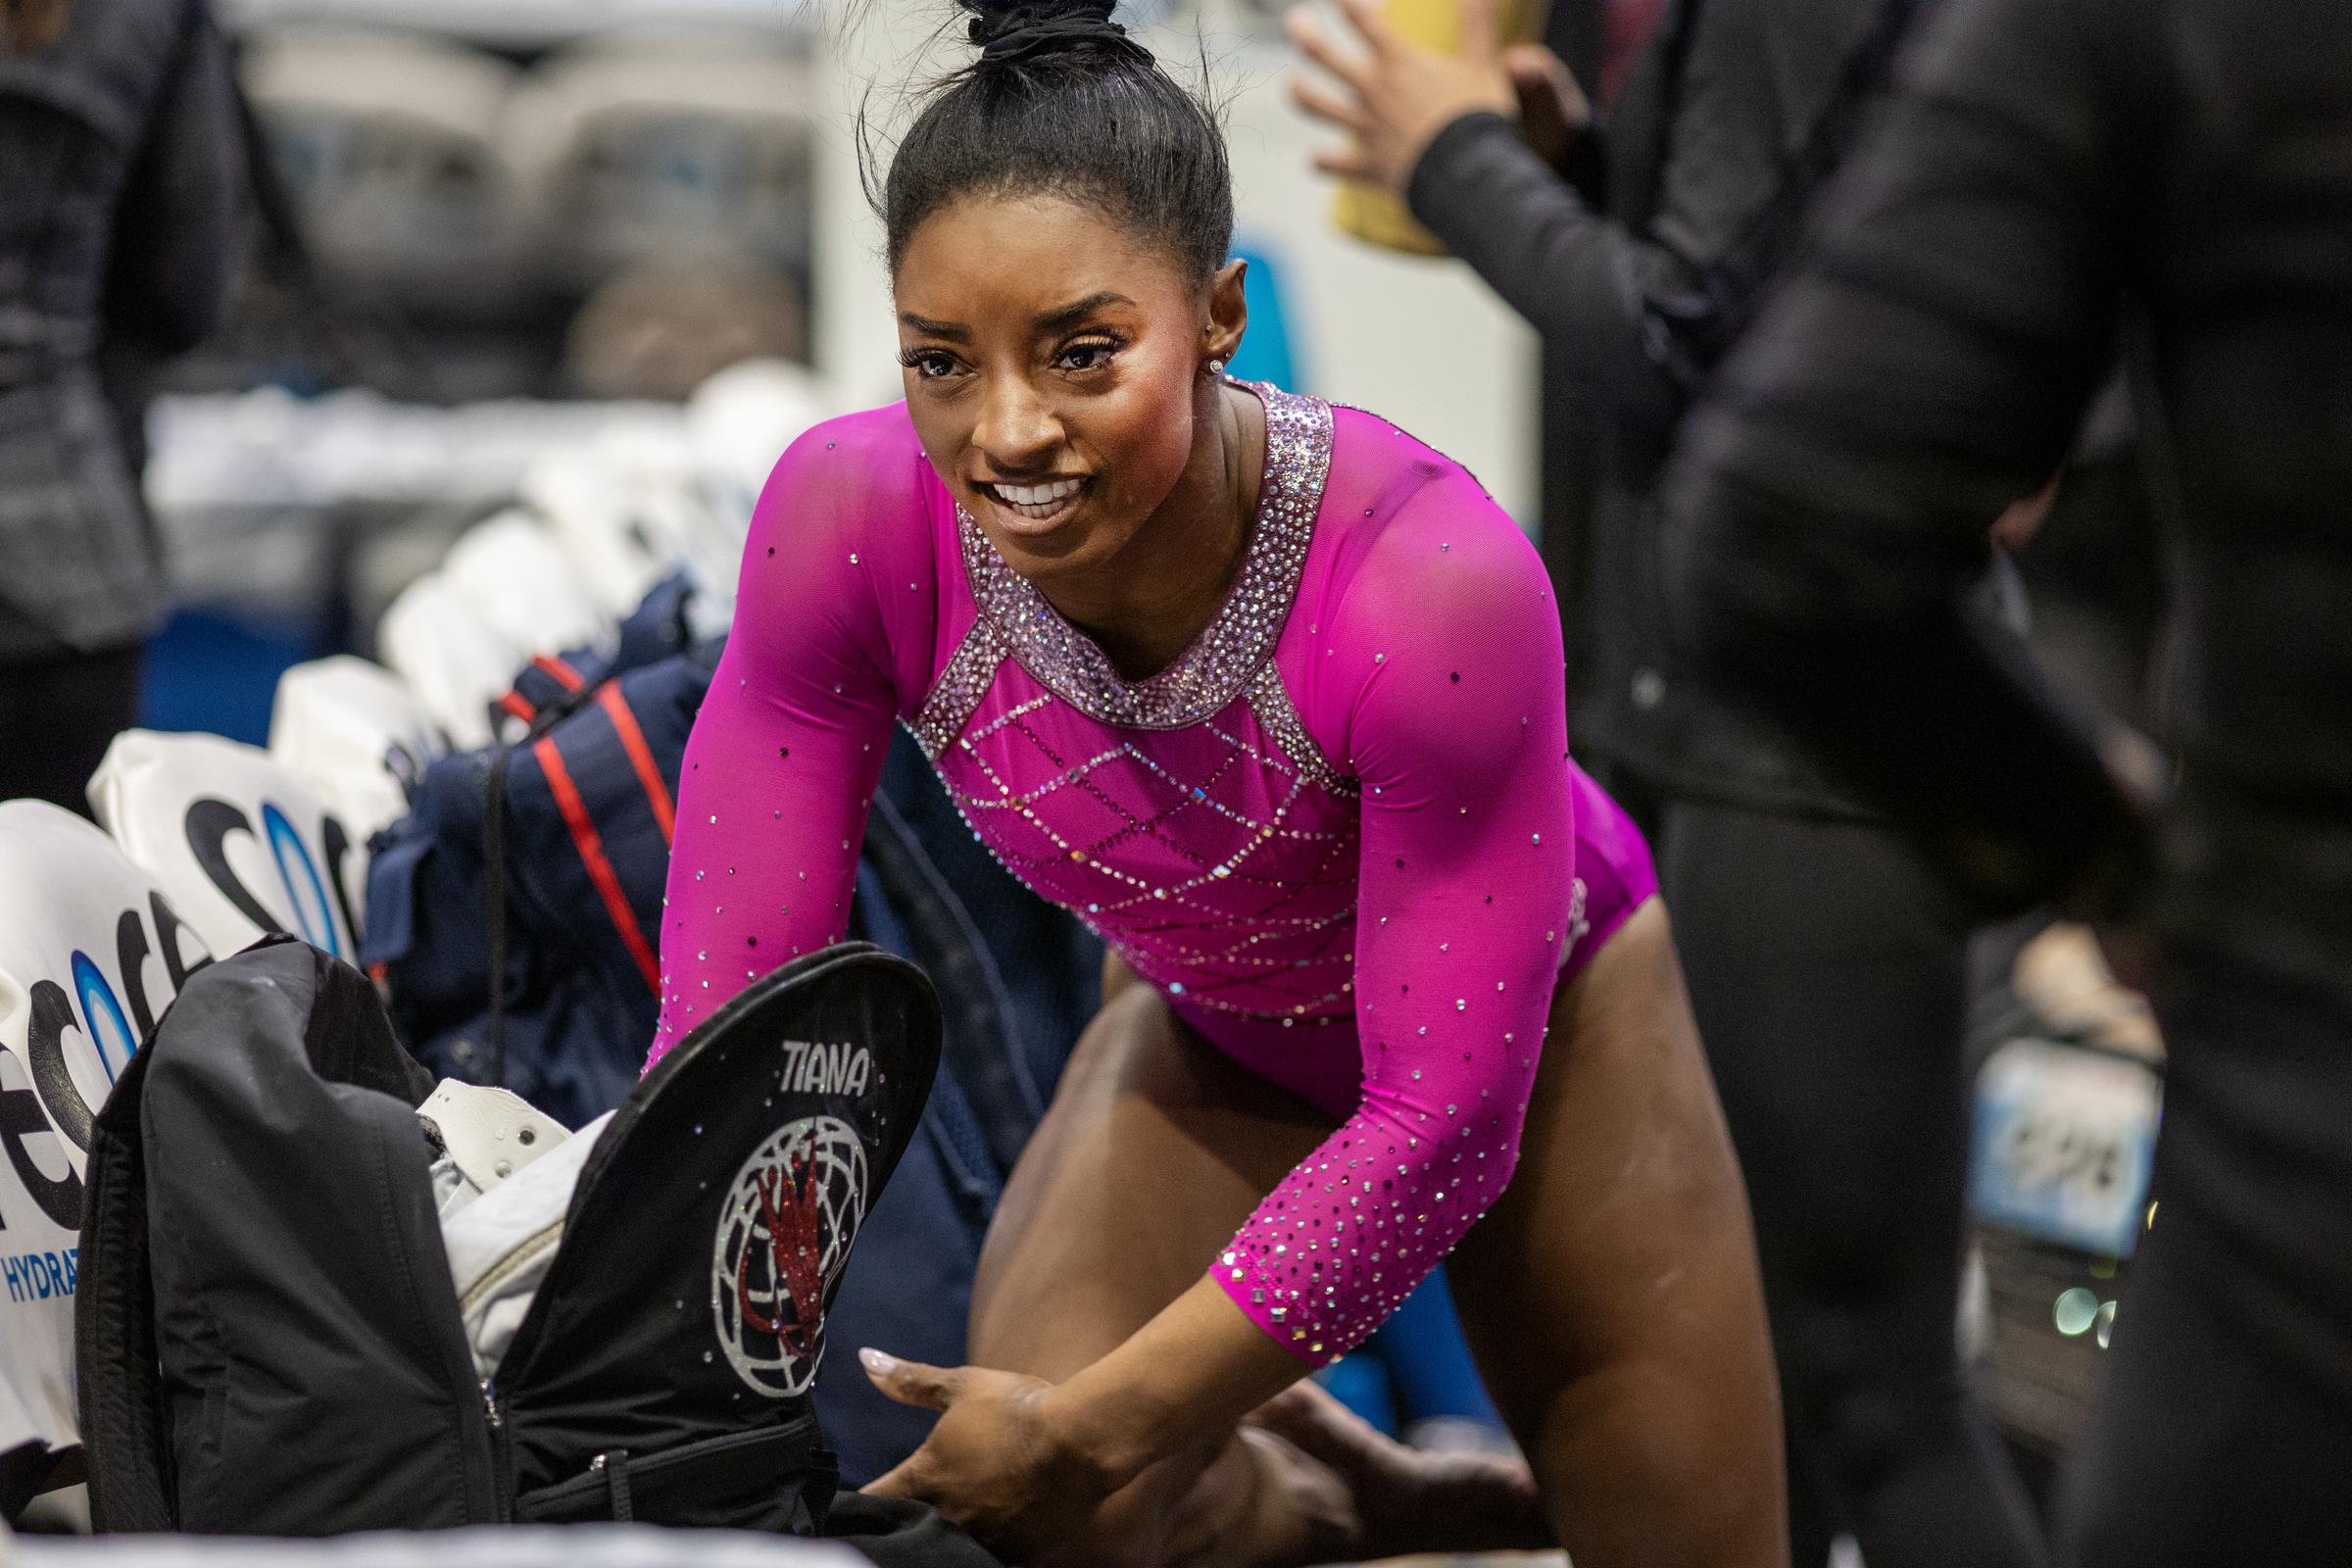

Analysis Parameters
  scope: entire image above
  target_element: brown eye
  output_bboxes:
[899,350,960,380]
[1055,338,1121,372]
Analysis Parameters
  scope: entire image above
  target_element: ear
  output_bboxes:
[1203,257,1250,370]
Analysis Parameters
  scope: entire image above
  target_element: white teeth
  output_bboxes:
[991,478,1083,508]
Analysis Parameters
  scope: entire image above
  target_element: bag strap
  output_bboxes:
[604,1449,633,1524]
[594,683,677,847]
[534,733,662,994]
[74,1049,175,1533]
[484,743,514,1090]
[1616,0,1709,233]
[1641,0,1926,391]
[479,668,638,1088]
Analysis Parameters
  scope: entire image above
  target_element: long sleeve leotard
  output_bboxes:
[652,384,1577,1361]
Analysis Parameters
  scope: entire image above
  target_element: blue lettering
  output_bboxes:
[74,950,136,1083]
[264,803,341,958]
[1,1251,81,1300]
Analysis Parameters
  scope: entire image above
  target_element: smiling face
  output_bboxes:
[893,191,1245,587]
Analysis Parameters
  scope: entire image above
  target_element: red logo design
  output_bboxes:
[711,1116,866,1396]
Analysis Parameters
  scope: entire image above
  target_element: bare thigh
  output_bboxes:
[967,982,1334,1564]
[972,916,1783,1566]
[971,978,1331,1382]
[1450,899,1787,1566]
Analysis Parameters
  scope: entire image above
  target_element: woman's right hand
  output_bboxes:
[858,1349,1124,1556]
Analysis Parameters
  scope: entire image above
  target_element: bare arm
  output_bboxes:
[1450,897,1786,1566]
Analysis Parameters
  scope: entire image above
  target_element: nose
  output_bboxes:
[971,370,1063,476]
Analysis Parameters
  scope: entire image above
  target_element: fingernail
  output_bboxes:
[859,1348,897,1376]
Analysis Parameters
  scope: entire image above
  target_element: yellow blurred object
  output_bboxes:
[1330,0,1548,255]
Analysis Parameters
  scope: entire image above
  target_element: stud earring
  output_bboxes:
[1206,358,1227,379]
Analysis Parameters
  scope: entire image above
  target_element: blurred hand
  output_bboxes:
[1289,0,1519,196]
[1990,472,2064,553]
[858,1348,1115,1558]
[1501,42,1592,168]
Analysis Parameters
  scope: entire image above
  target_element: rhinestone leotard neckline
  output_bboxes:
[949,381,1332,733]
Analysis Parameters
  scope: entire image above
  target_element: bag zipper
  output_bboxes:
[482,1379,516,1522]
[514,1421,824,1523]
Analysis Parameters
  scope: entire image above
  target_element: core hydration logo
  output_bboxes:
[710,1108,869,1397]
[184,797,357,959]
[2,892,211,1236]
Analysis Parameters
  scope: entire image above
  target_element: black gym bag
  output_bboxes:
[74,935,963,1548]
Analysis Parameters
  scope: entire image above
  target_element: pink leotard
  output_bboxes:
[653,383,1644,1362]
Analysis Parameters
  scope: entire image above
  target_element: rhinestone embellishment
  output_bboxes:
[953,383,1333,732]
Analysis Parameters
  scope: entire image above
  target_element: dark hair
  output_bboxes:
[867,0,1234,282]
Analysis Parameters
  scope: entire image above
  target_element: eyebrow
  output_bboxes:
[897,291,1138,342]
[898,313,968,341]
[1035,291,1135,333]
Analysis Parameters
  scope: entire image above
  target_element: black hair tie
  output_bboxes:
[972,8,1142,68]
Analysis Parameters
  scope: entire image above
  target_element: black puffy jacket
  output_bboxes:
[1668,0,2352,979]
[1406,0,1927,813]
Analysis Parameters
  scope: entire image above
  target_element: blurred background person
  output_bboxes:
[1666,0,2352,1558]
[1287,0,2049,1562]
[0,0,243,811]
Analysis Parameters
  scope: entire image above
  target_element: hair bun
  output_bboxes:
[962,0,1139,68]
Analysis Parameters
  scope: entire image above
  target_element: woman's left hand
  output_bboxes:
[1289,0,1518,196]
[858,1348,1119,1556]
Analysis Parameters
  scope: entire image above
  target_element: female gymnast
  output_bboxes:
[648,1,1783,1559]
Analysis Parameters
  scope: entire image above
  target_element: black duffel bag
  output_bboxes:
[74,936,963,1549]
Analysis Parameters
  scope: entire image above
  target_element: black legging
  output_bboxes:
[2060,940,2352,1566]
[1646,793,2045,1568]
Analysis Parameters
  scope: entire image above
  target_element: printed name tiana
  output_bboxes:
[778,1040,872,1096]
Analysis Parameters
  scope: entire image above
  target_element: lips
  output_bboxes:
[978,475,1089,528]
